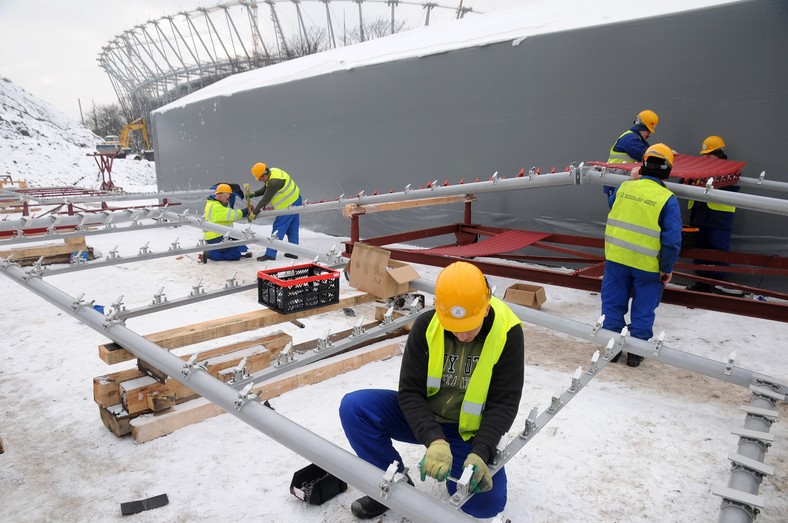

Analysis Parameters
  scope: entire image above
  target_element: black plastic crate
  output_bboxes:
[290,463,347,505]
[257,263,340,314]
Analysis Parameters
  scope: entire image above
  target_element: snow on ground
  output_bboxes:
[1,70,787,523]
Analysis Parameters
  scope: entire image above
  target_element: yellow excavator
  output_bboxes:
[119,118,154,161]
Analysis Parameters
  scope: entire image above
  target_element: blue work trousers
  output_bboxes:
[264,196,302,258]
[601,260,664,341]
[695,226,732,280]
[339,389,508,519]
[205,237,248,261]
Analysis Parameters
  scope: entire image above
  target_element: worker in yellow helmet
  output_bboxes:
[200,183,252,262]
[601,144,682,367]
[604,109,659,196]
[249,162,302,262]
[688,136,740,292]
[340,261,524,519]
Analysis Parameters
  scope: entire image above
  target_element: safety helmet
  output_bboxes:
[700,135,725,155]
[643,143,674,170]
[634,110,659,133]
[251,162,269,180]
[434,261,490,332]
[215,183,232,195]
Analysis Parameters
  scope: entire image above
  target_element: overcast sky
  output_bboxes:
[0,0,525,124]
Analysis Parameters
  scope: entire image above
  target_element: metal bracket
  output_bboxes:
[151,287,167,305]
[139,241,151,255]
[182,353,207,379]
[490,434,508,467]
[382,306,395,325]
[588,350,601,374]
[603,338,616,361]
[520,407,538,439]
[724,351,736,376]
[449,465,474,506]
[168,238,181,251]
[350,317,366,338]
[107,245,121,260]
[227,356,250,385]
[379,462,410,501]
[569,367,583,393]
[547,386,563,414]
[234,382,261,411]
[274,342,296,368]
[591,314,604,335]
[190,280,205,296]
[653,331,665,357]
[315,329,332,352]
[224,272,240,289]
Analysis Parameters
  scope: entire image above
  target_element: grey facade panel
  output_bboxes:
[153,0,788,275]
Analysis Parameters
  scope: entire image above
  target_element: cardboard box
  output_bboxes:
[348,243,419,299]
[503,283,547,310]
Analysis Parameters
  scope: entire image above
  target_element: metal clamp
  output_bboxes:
[725,351,736,376]
[168,238,181,251]
[520,407,539,439]
[382,306,395,325]
[350,317,366,338]
[315,329,332,352]
[547,386,563,414]
[274,342,296,368]
[569,366,583,393]
[449,465,474,505]
[379,462,410,501]
[234,382,261,411]
[182,353,207,379]
[227,356,250,385]
[592,314,605,335]
[588,350,600,374]
[151,287,167,305]
[139,241,151,255]
[224,272,240,289]
[603,338,616,361]
[653,331,665,357]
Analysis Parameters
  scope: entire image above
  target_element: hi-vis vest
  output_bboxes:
[608,130,638,163]
[267,168,300,210]
[203,199,244,240]
[688,200,736,213]
[605,179,673,273]
[425,297,522,441]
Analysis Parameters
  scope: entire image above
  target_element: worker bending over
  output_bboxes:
[249,162,302,262]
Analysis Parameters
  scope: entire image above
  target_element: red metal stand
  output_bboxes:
[88,152,119,191]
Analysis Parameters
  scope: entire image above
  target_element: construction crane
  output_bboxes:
[118,118,154,161]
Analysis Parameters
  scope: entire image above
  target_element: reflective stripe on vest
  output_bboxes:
[605,179,672,272]
[608,130,638,163]
[688,200,736,213]
[203,199,243,240]
[268,168,300,210]
[425,297,522,441]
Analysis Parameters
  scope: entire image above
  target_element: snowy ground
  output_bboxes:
[1,162,787,523]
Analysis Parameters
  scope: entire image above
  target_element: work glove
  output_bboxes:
[463,453,492,493]
[248,211,256,222]
[419,439,452,482]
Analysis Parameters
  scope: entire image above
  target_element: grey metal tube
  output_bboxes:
[410,278,788,395]
[737,175,788,194]
[0,261,476,523]
[580,168,788,216]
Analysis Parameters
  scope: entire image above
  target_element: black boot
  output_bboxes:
[611,352,621,363]
[350,474,413,519]
[626,353,644,368]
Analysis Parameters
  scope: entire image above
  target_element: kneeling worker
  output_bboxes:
[339,261,524,519]
[202,183,251,262]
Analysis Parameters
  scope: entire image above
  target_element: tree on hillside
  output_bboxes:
[86,103,125,137]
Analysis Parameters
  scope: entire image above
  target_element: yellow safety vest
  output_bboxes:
[203,199,244,240]
[268,168,301,210]
[605,179,673,272]
[425,297,522,441]
[608,130,638,163]
[688,200,736,213]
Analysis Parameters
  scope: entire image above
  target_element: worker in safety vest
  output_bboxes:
[601,144,682,367]
[688,136,740,292]
[249,162,302,262]
[202,184,251,262]
[604,109,659,196]
[339,261,524,519]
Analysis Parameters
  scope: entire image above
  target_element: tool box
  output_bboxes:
[257,263,340,314]
[290,463,347,505]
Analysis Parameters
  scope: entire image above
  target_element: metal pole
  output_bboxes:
[0,260,476,523]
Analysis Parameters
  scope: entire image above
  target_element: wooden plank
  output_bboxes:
[94,332,290,409]
[121,346,272,415]
[98,293,376,364]
[0,235,86,260]
[130,342,403,443]
[98,404,142,437]
[146,390,177,412]
[93,368,145,408]
[137,331,292,383]
[342,195,473,217]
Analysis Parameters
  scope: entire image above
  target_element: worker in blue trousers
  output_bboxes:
[688,135,740,292]
[249,162,302,262]
[601,144,682,367]
[201,183,251,262]
[604,109,659,196]
[339,261,524,519]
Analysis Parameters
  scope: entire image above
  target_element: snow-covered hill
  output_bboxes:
[0,76,156,191]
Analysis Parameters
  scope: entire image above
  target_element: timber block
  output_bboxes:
[146,390,177,412]
[99,293,375,364]
[93,368,146,409]
[0,236,93,266]
[121,345,272,415]
[99,404,143,437]
[130,342,404,443]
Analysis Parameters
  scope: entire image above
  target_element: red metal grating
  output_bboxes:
[410,230,550,257]
[589,154,746,187]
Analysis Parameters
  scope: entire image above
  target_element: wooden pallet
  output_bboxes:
[0,236,92,266]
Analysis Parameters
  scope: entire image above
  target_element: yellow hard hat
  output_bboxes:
[700,135,725,155]
[643,143,674,168]
[251,162,269,180]
[434,261,490,332]
[215,183,232,194]
[635,110,659,133]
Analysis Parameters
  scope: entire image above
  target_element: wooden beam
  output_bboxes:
[342,195,474,217]
[0,236,91,266]
[94,332,291,408]
[130,341,403,443]
[121,346,272,415]
[98,293,377,364]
